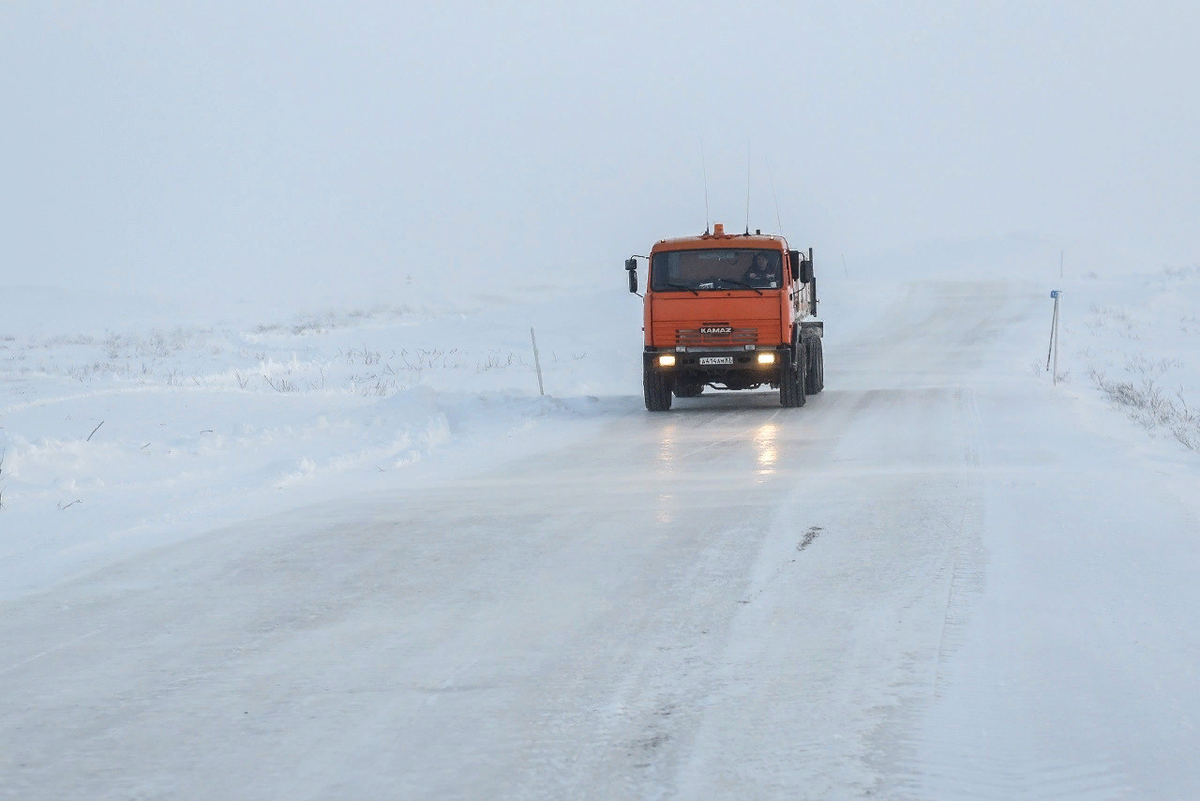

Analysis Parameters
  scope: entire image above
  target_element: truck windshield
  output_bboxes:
[651,249,783,292]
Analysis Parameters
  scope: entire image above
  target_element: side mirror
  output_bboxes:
[625,257,638,293]
[788,250,801,282]
[800,259,813,284]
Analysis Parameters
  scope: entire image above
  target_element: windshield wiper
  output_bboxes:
[714,278,763,295]
[663,282,699,296]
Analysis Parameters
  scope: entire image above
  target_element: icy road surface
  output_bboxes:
[3,282,1199,799]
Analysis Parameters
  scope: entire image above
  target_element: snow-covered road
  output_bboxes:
[3,281,1198,799]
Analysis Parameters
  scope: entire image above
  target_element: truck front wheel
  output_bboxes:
[780,345,807,408]
[805,337,824,394]
[644,362,674,411]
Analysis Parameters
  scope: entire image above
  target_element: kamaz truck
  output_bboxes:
[625,222,823,411]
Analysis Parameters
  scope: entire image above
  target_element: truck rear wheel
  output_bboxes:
[780,345,807,408]
[805,337,824,394]
[673,379,704,398]
[644,363,673,411]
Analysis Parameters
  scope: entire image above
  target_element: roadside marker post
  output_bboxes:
[530,327,545,396]
[1047,290,1062,385]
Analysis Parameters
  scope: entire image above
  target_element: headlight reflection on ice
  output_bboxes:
[658,424,677,470]
[755,423,778,475]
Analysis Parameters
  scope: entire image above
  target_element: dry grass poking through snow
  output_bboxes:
[1074,266,1200,451]
[1088,370,1200,450]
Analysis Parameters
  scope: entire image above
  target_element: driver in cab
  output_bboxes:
[743,253,779,288]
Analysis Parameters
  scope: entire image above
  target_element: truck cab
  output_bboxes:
[626,222,824,411]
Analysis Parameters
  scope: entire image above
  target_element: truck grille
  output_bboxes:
[675,325,758,348]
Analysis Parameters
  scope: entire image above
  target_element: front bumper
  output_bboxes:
[644,345,789,374]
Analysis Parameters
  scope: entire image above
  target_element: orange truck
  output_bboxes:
[625,222,823,411]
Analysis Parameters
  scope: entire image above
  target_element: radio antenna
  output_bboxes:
[744,138,751,235]
[701,138,710,234]
[765,155,783,234]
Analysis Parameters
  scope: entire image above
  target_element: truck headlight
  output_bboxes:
[757,353,776,364]
[658,354,676,367]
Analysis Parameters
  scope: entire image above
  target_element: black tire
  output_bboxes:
[673,379,704,398]
[643,362,673,411]
[780,345,807,408]
[805,336,824,394]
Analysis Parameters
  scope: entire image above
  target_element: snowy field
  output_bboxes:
[0,279,645,599]
[1055,264,1200,451]
[3,263,1200,798]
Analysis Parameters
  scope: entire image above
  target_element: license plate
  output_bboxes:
[698,356,734,365]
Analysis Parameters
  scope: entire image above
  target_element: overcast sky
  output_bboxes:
[2,1,1198,308]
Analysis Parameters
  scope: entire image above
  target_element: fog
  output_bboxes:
[3,2,1198,310]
